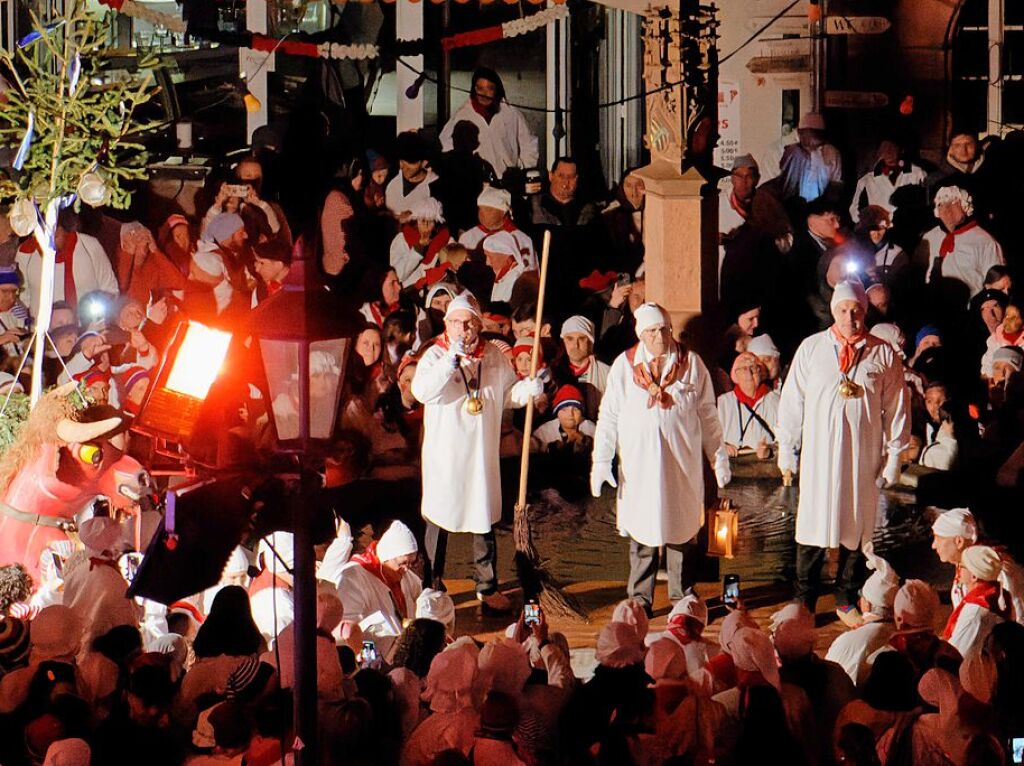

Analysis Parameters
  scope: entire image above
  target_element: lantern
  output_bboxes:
[135,320,232,441]
[707,499,739,559]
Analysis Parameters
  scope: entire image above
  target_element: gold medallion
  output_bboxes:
[838,378,864,399]
[647,383,662,397]
[465,396,484,415]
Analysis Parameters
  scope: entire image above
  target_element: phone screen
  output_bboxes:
[361,640,378,665]
[723,574,741,607]
[1011,737,1024,764]
[524,602,541,625]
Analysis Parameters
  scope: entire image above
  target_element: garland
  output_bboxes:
[440,5,571,51]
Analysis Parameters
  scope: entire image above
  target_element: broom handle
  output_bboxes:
[516,230,552,510]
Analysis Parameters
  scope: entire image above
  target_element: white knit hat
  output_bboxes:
[376,520,418,562]
[770,602,815,660]
[481,231,519,259]
[961,545,1002,581]
[259,531,295,573]
[932,508,978,541]
[861,554,900,612]
[477,186,511,213]
[409,197,444,224]
[444,292,481,320]
[416,588,456,631]
[830,280,868,312]
[560,315,595,342]
[634,302,669,335]
[729,627,780,690]
[747,334,780,358]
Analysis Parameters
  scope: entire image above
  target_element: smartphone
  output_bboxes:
[617,272,633,287]
[1011,737,1024,765]
[723,574,741,608]
[51,551,63,579]
[225,183,250,198]
[524,601,541,626]
[361,640,378,666]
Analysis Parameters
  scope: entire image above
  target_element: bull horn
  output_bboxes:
[56,416,123,444]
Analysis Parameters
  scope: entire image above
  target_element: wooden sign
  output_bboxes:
[825,90,890,109]
[825,16,891,35]
[746,54,810,74]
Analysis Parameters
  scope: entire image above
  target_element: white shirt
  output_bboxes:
[717,388,781,449]
[593,343,728,547]
[777,331,909,549]
[336,562,422,660]
[16,232,118,316]
[922,223,1004,300]
[385,172,439,219]
[439,100,539,178]
[459,225,537,271]
[849,164,927,221]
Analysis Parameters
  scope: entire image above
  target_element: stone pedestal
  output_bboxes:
[636,159,719,340]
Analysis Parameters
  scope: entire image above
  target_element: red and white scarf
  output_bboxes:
[941,580,1009,640]
[626,343,681,409]
[351,541,408,620]
[402,224,451,267]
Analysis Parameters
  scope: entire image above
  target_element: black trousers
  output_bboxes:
[795,543,867,611]
[423,521,499,595]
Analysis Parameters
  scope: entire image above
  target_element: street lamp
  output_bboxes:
[250,283,360,764]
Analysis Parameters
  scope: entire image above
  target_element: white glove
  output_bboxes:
[878,456,901,488]
[715,462,732,489]
[521,376,544,398]
[777,447,798,477]
[590,461,617,497]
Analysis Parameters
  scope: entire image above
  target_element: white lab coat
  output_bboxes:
[412,340,532,533]
[336,561,422,659]
[593,343,728,547]
[439,100,539,178]
[459,225,537,271]
[16,232,119,316]
[385,172,440,219]
[921,224,1004,300]
[717,389,781,449]
[824,621,896,686]
[776,331,909,550]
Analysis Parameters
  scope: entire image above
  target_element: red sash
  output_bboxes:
[21,231,78,306]
[941,580,1008,640]
[402,225,451,267]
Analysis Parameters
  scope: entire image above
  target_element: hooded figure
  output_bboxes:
[777,280,909,621]
[439,67,539,178]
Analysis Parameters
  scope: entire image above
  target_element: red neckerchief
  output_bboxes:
[734,383,769,408]
[470,96,496,124]
[435,332,486,360]
[942,580,1009,640]
[266,280,283,296]
[402,225,451,267]
[89,557,119,572]
[666,614,698,646]
[570,359,591,377]
[830,325,868,374]
[492,255,518,283]
[729,193,751,220]
[351,541,407,619]
[1005,330,1022,345]
[939,220,979,258]
[413,264,453,291]
[368,301,400,328]
[248,568,291,597]
[625,343,681,409]
[22,232,78,306]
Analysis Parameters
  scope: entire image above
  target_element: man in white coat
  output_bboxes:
[337,520,423,660]
[440,68,539,180]
[561,315,609,420]
[591,302,731,614]
[777,280,909,624]
[412,293,543,613]
[717,351,780,457]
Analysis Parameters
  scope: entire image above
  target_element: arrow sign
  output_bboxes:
[826,16,891,35]
[746,54,810,74]
[825,90,889,109]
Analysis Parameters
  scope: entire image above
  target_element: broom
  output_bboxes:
[513,230,588,621]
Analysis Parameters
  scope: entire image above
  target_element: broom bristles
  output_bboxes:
[514,502,588,622]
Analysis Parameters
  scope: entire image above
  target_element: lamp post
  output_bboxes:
[250,284,360,764]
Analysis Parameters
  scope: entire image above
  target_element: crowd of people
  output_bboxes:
[0,60,1023,764]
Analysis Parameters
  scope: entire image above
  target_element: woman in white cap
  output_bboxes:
[336,520,423,659]
[591,302,731,614]
[459,186,536,270]
[942,544,1010,659]
[389,198,454,289]
[412,293,542,614]
[777,280,909,624]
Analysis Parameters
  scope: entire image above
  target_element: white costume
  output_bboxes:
[389,229,454,289]
[849,164,927,221]
[385,172,439,219]
[593,338,729,548]
[16,233,118,316]
[777,331,909,549]
[459,225,537,271]
[717,389,781,449]
[337,563,422,659]
[439,101,539,178]
[825,621,896,686]
[412,338,534,534]
[922,223,1004,300]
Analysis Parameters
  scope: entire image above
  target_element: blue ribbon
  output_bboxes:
[12,111,34,171]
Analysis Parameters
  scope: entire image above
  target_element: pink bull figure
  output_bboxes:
[0,385,147,582]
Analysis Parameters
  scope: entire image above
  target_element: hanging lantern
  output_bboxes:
[707,498,739,559]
